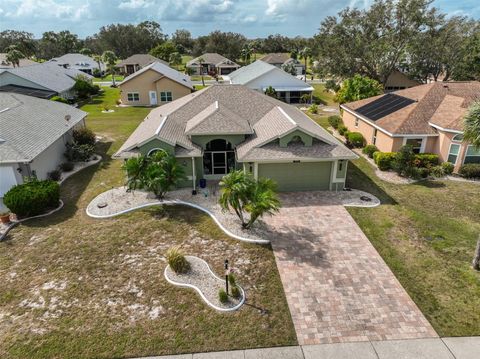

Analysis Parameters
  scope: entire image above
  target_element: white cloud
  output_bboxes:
[1,0,91,21]
[118,0,153,10]
[158,0,237,21]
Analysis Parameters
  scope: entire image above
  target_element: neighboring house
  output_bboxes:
[186,53,240,76]
[119,61,193,106]
[225,60,314,104]
[0,62,92,99]
[341,81,480,172]
[260,53,305,76]
[50,53,105,75]
[116,54,168,75]
[0,92,86,210]
[115,84,356,192]
[384,69,421,92]
[0,53,37,69]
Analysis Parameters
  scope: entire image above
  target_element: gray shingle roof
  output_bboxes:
[0,53,38,69]
[50,53,105,71]
[116,84,355,162]
[0,92,87,163]
[121,61,193,89]
[187,53,239,67]
[116,54,167,68]
[0,62,90,94]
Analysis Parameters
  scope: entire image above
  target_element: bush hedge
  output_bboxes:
[328,115,342,129]
[3,179,60,218]
[373,152,397,171]
[459,164,480,178]
[65,143,95,162]
[73,127,96,146]
[47,169,61,181]
[60,162,75,172]
[441,162,454,175]
[337,125,348,136]
[362,144,379,158]
[346,132,366,148]
[414,153,439,168]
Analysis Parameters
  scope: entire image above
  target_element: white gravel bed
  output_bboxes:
[335,189,381,207]
[164,256,244,311]
[58,155,102,184]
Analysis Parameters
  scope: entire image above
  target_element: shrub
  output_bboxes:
[165,246,190,273]
[430,165,445,178]
[47,169,61,181]
[73,127,96,146]
[73,75,100,99]
[374,152,397,171]
[337,125,348,136]
[325,79,340,92]
[459,164,480,178]
[346,132,366,148]
[65,143,95,162]
[228,273,236,286]
[328,115,342,129]
[50,96,68,103]
[60,162,75,172]
[218,289,229,303]
[441,162,454,175]
[393,145,416,176]
[231,285,241,299]
[3,179,60,218]
[414,153,439,168]
[362,144,379,158]
[308,103,318,114]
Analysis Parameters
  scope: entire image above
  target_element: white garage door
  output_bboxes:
[0,166,18,196]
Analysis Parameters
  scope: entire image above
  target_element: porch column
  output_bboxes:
[191,157,196,191]
[254,162,258,181]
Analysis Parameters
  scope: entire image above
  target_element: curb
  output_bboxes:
[164,256,245,312]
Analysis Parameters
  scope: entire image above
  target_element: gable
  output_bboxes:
[279,130,313,147]
[0,72,51,92]
[245,67,312,90]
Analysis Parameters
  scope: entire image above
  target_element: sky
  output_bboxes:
[0,0,479,39]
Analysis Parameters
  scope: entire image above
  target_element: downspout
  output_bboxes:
[191,157,196,193]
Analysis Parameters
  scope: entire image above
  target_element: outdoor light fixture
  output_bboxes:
[16,167,22,173]
[224,259,229,294]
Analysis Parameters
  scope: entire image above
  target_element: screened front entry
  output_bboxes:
[203,139,235,176]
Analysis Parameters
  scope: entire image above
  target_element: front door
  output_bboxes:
[149,91,158,105]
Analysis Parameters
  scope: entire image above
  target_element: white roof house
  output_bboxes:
[225,60,313,103]
[50,53,106,75]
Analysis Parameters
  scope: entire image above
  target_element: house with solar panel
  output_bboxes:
[341,82,480,171]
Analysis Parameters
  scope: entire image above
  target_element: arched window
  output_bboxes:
[452,134,464,142]
[287,135,304,146]
[147,148,167,156]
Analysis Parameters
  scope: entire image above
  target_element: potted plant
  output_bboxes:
[0,211,11,224]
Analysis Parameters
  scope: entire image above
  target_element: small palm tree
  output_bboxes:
[299,47,312,82]
[241,45,252,64]
[102,50,118,86]
[197,57,205,86]
[219,170,251,227]
[5,46,25,68]
[244,178,280,229]
[464,101,480,149]
[265,86,277,98]
[93,54,103,73]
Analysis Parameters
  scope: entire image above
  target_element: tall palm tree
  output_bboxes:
[244,178,280,229]
[102,50,118,86]
[241,45,252,65]
[93,54,103,74]
[299,47,312,82]
[219,171,251,227]
[197,57,205,86]
[464,101,480,149]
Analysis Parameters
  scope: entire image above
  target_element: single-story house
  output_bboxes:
[0,53,37,69]
[119,61,193,106]
[116,54,168,75]
[50,53,106,75]
[186,53,240,76]
[260,53,305,76]
[115,84,356,192]
[384,70,421,92]
[225,60,314,104]
[341,81,480,172]
[0,62,92,99]
[0,92,87,210]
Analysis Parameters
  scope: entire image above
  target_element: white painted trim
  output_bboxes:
[277,106,296,125]
[164,256,245,312]
[147,147,168,156]
[447,142,461,166]
[191,157,196,191]
[402,136,426,153]
[329,161,336,190]
[155,116,167,135]
[254,162,258,181]
[429,122,463,135]
[86,199,270,244]
[463,145,480,165]
[246,157,357,164]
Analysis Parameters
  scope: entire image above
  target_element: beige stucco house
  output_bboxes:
[341,82,480,172]
[186,53,240,76]
[119,61,193,106]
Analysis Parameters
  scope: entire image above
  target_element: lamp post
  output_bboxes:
[224,259,229,295]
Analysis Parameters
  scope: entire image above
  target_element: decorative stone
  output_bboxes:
[97,202,108,208]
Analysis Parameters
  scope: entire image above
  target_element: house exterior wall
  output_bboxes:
[138,138,175,155]
[190,135,246,149]
[120,69,191,106]
[279,130,313,147]
[385,70,420,91]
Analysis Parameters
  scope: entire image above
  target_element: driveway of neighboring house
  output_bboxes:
[265,192,437,345]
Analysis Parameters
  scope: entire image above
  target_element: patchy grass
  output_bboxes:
[93,75,124,83]
[193,84,209,91]
[0,88,296,359]
[312,84,337,107]
[346,157,480,336]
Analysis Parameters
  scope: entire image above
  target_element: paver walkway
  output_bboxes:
[264,192,437,345]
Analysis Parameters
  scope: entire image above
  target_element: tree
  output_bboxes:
[219,171,280,229]
[79,47,93,56]
[37,30,80,59]
[299,47,312,82]
[5,46,25,68]
[102,51,118,86]
[123,151,186,199]
[241,45,252,64]
[93,54,103,74]
[314,0,436,86]
[264,86,277,98]
[463,101,480,149]
[0,30,36,56]
[169,52,182,67]
[171,29,194,54]
[335,75,383,104]
[73,75,100,99]
[203,31,247,61]
[282,62,297,76]
[150,41,178,62]
[197,57,206,86]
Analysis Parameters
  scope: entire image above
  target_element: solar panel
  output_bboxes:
[356,93,415,121]
[0,85,57,99]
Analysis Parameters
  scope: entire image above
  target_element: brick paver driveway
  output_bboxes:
[265,192,437,345]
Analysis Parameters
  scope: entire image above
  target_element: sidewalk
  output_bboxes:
[135,337,480,359]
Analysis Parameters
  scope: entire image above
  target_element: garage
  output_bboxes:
[257,161,332,192]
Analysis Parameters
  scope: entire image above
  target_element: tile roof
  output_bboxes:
[116,84,355,162]
[121,61,193,89]
[116,54,167,68]
[0,92,86,163]
[187,53,239,67]
[50,53,104,71]
[260,53,291,64]
[342,82,480,135]
[0,53,38,69]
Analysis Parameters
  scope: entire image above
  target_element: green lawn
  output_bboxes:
[346,157,480,336]
[312,84,337,106]
[93,75,124,83]
[0,87,296,359]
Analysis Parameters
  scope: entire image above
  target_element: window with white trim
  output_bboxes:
[160,91,173,102]
[127,92,139,102]
[372,129,378,145]
[447,143,461,164]
[405,138,423,154]
[452,134,464,142]
[464,145,480,164]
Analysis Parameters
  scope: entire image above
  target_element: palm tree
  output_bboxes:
[102,50,118,86]
[219,171,251,227]
[244,178,280,229]
[464,101,480,149]
[250,40,259,61]
[169,52,182,68]
[79,47,93,56]
[299,47,312,82]
[5,46,25,68]
[264,86,277,98]
[93,54,103,74]
[241,45,252,65]
[197,57,205,86]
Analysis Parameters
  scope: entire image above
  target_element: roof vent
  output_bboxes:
[65,115,71,122]
[443,84,449,89]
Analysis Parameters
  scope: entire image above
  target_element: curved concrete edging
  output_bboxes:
[164,256,245,312]
[0,200,64,241]
[86,199,270,245]
[58,155,102,185]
